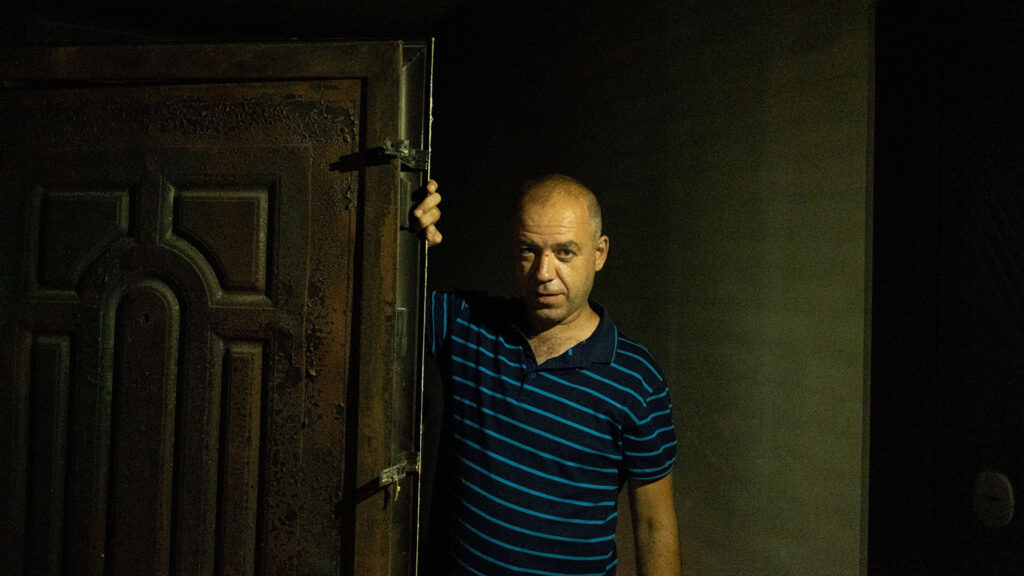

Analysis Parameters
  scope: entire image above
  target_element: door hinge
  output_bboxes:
[379,139,429,170]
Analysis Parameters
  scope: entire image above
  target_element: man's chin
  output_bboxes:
[526,306,566,326]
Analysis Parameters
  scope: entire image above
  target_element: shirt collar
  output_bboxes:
[506,299,619,369]
[574,300,618,365]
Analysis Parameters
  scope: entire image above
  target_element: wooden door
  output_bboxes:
[0,43,430,576]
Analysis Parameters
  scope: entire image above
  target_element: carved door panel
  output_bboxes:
[0,44,429,576]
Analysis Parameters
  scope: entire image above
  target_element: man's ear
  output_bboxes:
[594,235,609,271]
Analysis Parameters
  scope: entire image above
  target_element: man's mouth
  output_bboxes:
[534,293,562,304]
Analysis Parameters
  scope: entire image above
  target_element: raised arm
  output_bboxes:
[412,179,443,246]
[629,472,681,576]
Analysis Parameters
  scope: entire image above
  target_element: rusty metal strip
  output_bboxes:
[413,37,435,576]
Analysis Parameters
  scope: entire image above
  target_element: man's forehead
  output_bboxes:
[512,182,602,242]
[517,194,587,223]
[516,206,587,235]
[516,230,582,246]
[514,222,592,252]
[520,184,587,209]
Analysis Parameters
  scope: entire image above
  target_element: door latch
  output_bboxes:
[378,451,421,501]
[380,139,429,170]
[328,139,429,172]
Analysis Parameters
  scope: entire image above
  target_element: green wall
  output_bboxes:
[429,2,872,574]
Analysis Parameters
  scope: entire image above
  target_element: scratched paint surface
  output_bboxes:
[1,76,365,575]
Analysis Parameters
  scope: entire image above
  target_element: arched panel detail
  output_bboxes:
[34,188,132,293]
[172,187,269,295]
[107,279,180,574]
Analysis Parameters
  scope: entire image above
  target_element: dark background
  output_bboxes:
[870,2,1024,574]
[4,1,1023,574]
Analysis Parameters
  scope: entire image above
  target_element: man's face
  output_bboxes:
[512,193,608,331]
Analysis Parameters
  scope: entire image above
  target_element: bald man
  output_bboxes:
[413,176,680,576]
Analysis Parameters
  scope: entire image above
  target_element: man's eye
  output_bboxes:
[559,249,576,258]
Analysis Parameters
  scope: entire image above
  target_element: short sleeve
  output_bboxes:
[621,375,677,483]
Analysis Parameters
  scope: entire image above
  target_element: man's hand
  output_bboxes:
[412,179,443,246]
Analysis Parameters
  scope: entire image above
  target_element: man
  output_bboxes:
[413,175,680,575]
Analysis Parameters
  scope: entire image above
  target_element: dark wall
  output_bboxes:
[870,2,1024,574]
[0,0,462,41]
[427,2,871,574]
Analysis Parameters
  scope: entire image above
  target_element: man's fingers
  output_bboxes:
[414,205,441,228]
[425,225,443,247]
[414,179,442,246]
[413,192,441,219]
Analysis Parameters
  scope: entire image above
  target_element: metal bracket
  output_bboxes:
[378,450,421,488]
[380,139,430,171]
[378,450,421,502]
[328,139,429,173]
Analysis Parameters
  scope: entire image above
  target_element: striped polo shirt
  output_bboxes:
[426,291,677,576]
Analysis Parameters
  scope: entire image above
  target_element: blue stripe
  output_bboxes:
[460,519,614,561]
[451,392,622,461]
[455,557,488,576]
[456,538,608,576]
[631,472,673,482]
[456,317,524,350]
[625,440,677,458]
[610,361,653,393]
[522,382,616,425]
[443,293,449,344]
[456,415,617,474]
[540,372,640,425]
[580,369,646,405]
[453,371,615,441]
[647,388,669,402]
[452,335,523,369]
[616,347,660,378]
[625,425,674,442]
[460,498,616,543]
[430,292,437,356]
[455,432,618,490]
[619,335,653,355]
[462,478,616,526]
[452,356,523,388]
[636,408,672,426]
[458,456,616,507]
[629,457,675,475]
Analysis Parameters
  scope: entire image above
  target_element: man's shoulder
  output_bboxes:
[433,289,511,311]
[610,329,666,384]
[432,289,521,329]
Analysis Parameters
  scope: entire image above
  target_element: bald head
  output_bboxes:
[514,175,603,241]
[510,174,610,333]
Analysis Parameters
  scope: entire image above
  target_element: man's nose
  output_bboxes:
[534,252,556,281]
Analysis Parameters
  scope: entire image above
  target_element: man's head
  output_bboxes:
[511,175,609,333]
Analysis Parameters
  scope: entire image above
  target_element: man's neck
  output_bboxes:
[526,307,600,365]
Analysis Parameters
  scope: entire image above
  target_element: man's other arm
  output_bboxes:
[629,472,681,576]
